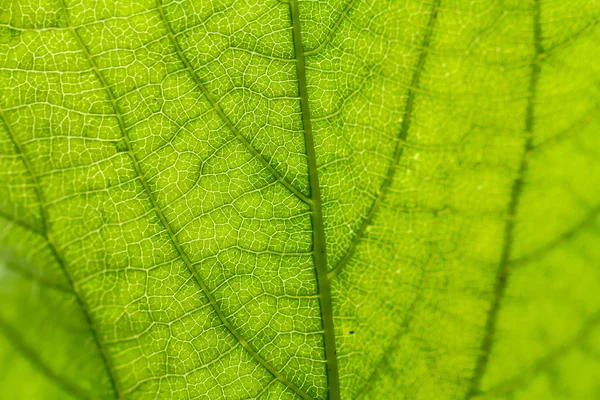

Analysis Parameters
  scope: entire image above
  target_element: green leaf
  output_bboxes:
[0,0,599,399]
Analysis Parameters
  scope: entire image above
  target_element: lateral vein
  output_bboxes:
[304,0,358,56]
[155,0,312,206]
[0,208,44,236]
[353,262,430,400]
[328,0,442,280]
[0,317,93,400]
[59,2,314,398]
[0,106,120,399]
[510,204,600,266]
[466,1,544,397]
[472,311,600,399]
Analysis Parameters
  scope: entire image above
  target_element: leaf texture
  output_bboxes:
[0,0,599,399]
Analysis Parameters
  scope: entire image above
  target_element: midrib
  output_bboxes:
[288,1,341,399]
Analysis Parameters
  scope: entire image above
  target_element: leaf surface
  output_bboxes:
[0,0,599,399]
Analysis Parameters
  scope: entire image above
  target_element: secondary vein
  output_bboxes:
[353,262,429,400]
[304,0,357,56]
[0,107,120,399]
[289,0,341,398]
[466,1,544,397]
[473,310,600,399]
[155,0,312,206]
[328,0,442,280]
[0,208,44,236]
[0,317,93,400]
[510,204,600,266]
[59,3,314,399]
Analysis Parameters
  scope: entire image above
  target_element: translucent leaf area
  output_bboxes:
[0,0,599,399]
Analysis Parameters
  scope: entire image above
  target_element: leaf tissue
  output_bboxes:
[0,0,599,399]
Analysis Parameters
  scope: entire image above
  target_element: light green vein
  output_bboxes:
[328,0,442,280]
[0,107,120,399]
[466,1,544,397]
[304,0,358,56]
[59,3,314,399]
[289,1,340,399]
[156,0,312,206]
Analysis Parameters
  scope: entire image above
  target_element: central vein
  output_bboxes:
[288,1,341,399]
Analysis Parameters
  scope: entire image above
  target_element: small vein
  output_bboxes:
[2,259,74,295]
[59,3,314,399]
[510,204,600,266]
[353,259,429,400]
[531,102,600,153]
[155,0,312,206]
[250,377,278,399]
[0,317,93,400]
[472,310,600,399]
[304,0,357,57]
[541,16,600,58]
[0,107,120,399]
[466,1,543,397]
[328,0,442,280]
[0,208,44,235]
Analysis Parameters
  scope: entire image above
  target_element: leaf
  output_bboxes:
[0,0,599,399]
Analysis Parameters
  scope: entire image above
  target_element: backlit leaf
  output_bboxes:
[1,0,599,399]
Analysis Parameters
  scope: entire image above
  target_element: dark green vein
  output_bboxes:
[0,202,72,294]
[473,310,600,399]
[155,0,311,206]
[2,259,74,295]
[541,16,600,58]
[0,208,44,235]
[328,0,441,280]
[0,107,119,399]
[466,2,543,397]
[531,102,600,152]
[0,317,92,400]
[354,260,429,400]
[510,204,600,266]
[289,0,340,399]
[304,0,357,56]
[59,3,313,399]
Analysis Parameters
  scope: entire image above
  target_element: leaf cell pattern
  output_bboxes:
[0,0,599,399]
